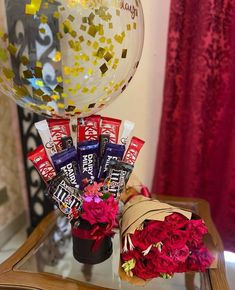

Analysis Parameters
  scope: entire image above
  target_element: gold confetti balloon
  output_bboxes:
[0,0,144,118]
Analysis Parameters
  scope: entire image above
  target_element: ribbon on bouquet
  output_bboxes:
[72,223,115,252]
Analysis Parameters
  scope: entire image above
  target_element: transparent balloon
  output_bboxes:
[0,0,144,118]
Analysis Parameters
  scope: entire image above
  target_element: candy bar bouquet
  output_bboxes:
[28,115,145,264]
[119,194,214,284]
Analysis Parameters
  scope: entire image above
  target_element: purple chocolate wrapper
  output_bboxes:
[52,147,81,188]
[98,143,125,180]
[77,140,99,186]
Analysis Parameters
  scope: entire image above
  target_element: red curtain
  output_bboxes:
[153,0,235,252]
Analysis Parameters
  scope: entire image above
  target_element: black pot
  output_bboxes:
[72,219,113,265]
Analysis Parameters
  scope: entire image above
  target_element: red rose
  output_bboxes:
[165,213,189,229]
[164,229,189,250]
[186,219,208,245]
[121,250,140,262]
[81,196,118,225]
[153,250,177,274]
[131,221,168,250]
[132,252,161,280]
[105,195,119,222]
[171,245,190,263]
[187,246,213,272]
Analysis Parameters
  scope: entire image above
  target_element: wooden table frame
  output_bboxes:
[0,195,230,290]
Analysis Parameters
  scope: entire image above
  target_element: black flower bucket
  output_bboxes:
[72,219,113,264]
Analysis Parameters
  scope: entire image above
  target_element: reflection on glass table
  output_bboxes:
[0,195,230,290]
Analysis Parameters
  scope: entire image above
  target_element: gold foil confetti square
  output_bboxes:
[88,25,98,37]
[97,47,105,58]
[7,44,17,55]
[106,38,112,44]
[35,80,44,87]
[82,87,89,93]
[68,14,75,22]
[93,41,99,49]
[82,17,88,23]
[76,83,81,90]
[34,89,44,96]
[100,63,108,74]
[79,36,84,42]
[36,61,42,67]
[3,67,14,79]
[109,23,113,29]
[104,52,113,62]
[39,28,46,34]
[116,10,120,16]
[53,11,59,19]
[42,95,51,102]
[23,70,33,79]
[70,31,77,38]
[133,22,137,29]
[25,0,42,15]
[40,14,48,24]
[57,76,63,83]
[88,68,93,75]
[53,51,61,62]
[122,49,127,58]
[80,24,87,31]
[34,67,43,78]
[90,86,97,93]
[114,34,124,44]
[99,37,106,43]
[127,24,131,31]
[68,99,75,106]
[51,94,60,101]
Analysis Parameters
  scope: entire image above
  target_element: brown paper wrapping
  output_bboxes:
[121,195,192,236]
[119,195,217,285]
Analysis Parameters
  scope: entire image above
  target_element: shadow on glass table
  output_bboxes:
[0,195,230,290]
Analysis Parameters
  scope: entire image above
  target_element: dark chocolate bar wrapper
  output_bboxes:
[61,136,74,150]
[99,134,110,158]
[52,147,81,188]
[98,143,125,181]
[46,172,82,216]
[105,160,134,198]
[77,140,99,187]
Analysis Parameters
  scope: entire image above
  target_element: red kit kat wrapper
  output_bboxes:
[48,119,71,152]
[27,145,56,184]
[100,117,121,144]
[123,137,145,166]
[78,115,101,142]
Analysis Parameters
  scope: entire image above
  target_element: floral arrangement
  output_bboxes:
[71,182,119,254]
[120,195,214,283]
[28,115,144,264]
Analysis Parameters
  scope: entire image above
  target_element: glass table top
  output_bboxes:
[14,214,210,290]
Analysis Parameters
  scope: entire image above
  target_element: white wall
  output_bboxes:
[102,0,171,188]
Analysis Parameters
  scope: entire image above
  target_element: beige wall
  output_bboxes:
[103,0,171,189]
[0,97,26,235]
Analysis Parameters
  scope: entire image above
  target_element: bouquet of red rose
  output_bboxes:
[120,195,214,284]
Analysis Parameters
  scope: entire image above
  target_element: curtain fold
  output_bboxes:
[153,0,235,252]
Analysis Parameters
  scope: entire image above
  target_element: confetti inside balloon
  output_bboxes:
[0,0,144,118]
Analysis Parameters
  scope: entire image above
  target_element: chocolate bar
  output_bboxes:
[98,143,125,180]
[52,147,81,188]
[77,140,99,186]
[27,145,56,184]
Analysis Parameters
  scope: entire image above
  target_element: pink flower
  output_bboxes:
[84,182,103,197]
